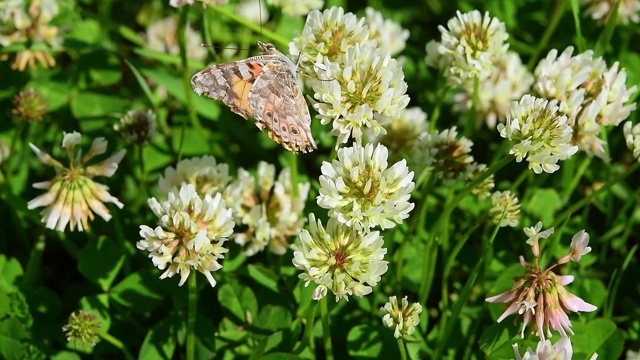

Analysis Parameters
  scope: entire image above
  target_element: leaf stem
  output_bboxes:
[319,297,334,360]
[186,274,197,360]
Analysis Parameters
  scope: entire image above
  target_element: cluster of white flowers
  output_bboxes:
[624,121,640,161]
[367,107,429,163]
[158,155,231,197]
[533,46,637,161]
[489,190,521,228]
[380,296,422,339]
[413,127,475,184]
[498,95,578,174]
[581,0,640,25]
[0,0,61,70]
[145,17,207,62]
[290,7,410,146]
[114,109,157,146]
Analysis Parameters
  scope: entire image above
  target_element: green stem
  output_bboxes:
[289,152,299,198]
[24,234,46,287]
[553,162,640,227]
[304,299,318,356]
[397,338,408,360]
[99,331,135,360]
[177,6,204,161]
[137,146,148,198]
[463,75,479,139]
[319,297,334,360]
[186,274,197,360]
[561,156,591,204]
[526,0,567,71]
[209,5,289,48]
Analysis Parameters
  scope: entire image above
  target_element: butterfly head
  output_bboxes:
[257,41,278,55]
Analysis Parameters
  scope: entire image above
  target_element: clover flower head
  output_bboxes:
[413,126,474,185]
[267,0,323,17]
[158,156,230,197]
[465,163,495,199]
[293,214,388,301]
[145,17,207,62]
[364,7,409,56]
[317,143,415,231]
[290,7,369,72]
[454,51,533,128]
[513,336,573,360]
[28,132,126,232]
[426,10,509,86]
[114,109,156,146]
[627,349,640,359]
[225,162,310,256]
[138,184,234,287]
[62,310,102,349]
[624,121,640,161]
[312,41,410,146]
[489,190,521,228]
[498,95,578,174]
[368,106,429,163]
[12,88,48,122]
[381,295,422,339]
[0,0,61,70]
[582,0,640,25]
[486,227,597,340]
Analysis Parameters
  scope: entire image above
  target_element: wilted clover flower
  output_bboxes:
[114,109,156,146]
[62,310,102,349]
[293,214,388,301]
[454,51,534,128]
[380,296,422,339]
[624,121,640,161]
[12,88,48,122]
[0,0,62,71]
[364,7,409,56]
[486,223,597,340]
[145,17,207,62]
[28,132,126,232]
[157,156,231,197]
[498,95,578,174]
[317,143,415,231]
[426,10,509,86]
[489,190,521,227]
[413,127,474,185]
[138,184,234,287]
[312,41,410,145]
[534,47,637,160]
[290,7,369,74]
[582,0,640,25]
[267,0,323,17]
[368,107,429,163]
[224,162,310,256]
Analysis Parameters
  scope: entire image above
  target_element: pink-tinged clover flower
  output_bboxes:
[486,223,597,340]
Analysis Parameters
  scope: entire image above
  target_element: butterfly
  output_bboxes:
[191,41,317,153]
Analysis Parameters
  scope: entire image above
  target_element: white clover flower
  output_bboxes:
[568,230,592,262]
[524,221,555,247]
[454,51,534,128]
[145,17,207,62]
[158,156,231,197]
[426,10,509,86]
[489,191,521,228]
[28,132,126,232]
[293,214,388,301]
[498,95,578,174]
[114,109,156,146]
[413,127,474,185]
[364,7,409,56]
[138,184,234,287]
[463,163,494,199]
[290,7,369,74]
[582,0,640,25]
[628,349,640,360]
[267,0,322,17]
[236,0,269,24]
[380,296,422,339]
[368,107,429,163]
[624,121,640,161]
[317,143,415,231]
[225,162,309,256]
[513,336,574,360]
[312,41,410,145]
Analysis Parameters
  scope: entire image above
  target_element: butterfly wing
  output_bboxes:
[191,59,266,120]
[248,58,317,153]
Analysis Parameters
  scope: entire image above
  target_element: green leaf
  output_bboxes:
[70,91,127,119]
[217,283,258,323]
[247,264,279,293]
[78,237,125,291]
[253,305,292,331]
[260,353,304,360]
[572,319,623,359]
[346,324,385,358]
[524,188,561,225]
[68,18,102,45]
[110,270,165,311]
[0,256,24,292]
[478,322,520,359]
[138,315,178,360]
[0,318,29,360]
